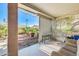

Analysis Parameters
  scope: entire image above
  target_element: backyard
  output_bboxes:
[0,24,39,55]
[18,25,39,49]
[0,4,39,55]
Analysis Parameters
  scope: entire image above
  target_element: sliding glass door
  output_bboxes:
[18,8,39,54]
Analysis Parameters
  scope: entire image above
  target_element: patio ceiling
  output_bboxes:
[24,3,79,17]
[19,3,54,19]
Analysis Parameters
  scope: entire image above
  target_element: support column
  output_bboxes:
[8,3,18,56]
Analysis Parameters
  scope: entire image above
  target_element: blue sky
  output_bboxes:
[0,3,8,24]
[0,3,39,26]
[18,8,39,26]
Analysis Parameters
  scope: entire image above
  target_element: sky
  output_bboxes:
[18,8,39,27]
[0,3,39,26]
[0,3,8,24]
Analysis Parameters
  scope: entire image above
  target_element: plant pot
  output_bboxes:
[31,33,35,37]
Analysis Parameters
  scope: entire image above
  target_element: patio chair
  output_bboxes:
[51,39,77,56]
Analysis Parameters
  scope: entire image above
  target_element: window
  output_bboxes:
[18,8,39,50]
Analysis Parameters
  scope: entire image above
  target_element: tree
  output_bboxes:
[0,24,8,40]
[30,28,38,33]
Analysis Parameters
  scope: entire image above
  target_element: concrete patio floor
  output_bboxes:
[18,44,48,56]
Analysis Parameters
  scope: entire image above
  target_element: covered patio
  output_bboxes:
[1,3,79,56]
